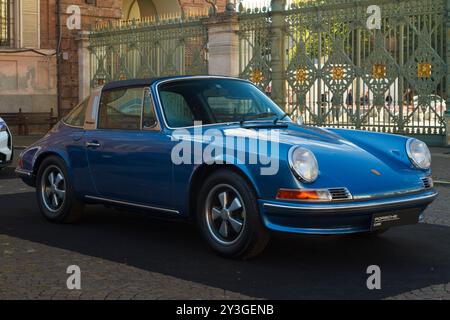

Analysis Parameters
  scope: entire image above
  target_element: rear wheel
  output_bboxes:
[197,169,270,259]
[36,156,84,223]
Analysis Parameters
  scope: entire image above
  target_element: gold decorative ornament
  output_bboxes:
[372,63,386,79]
[97,78,105,85]
[250,69,264,84]
[119,74,127,80]
[295,68,307,84]
[332,66,344,81]
[417,62,432,78]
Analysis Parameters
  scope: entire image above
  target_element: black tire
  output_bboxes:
[36,155,84,223]
[197,169,270,259]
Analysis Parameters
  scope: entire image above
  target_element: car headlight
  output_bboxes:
[0,123,6,132]
[406,138,431,170]
[288,146,319,183]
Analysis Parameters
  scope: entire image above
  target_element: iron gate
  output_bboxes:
[239,0,448,141]
[89,13,209,88]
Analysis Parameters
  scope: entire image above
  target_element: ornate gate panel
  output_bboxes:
[239,0,448,139]
[238,5,272,92]
[89,14,208,88]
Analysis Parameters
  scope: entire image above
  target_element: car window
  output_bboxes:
[158,79,286,128]
[64,98,89,127]
[98,87,144,130]
[160,91,194,128]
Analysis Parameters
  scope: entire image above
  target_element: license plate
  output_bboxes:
[371,209,420,230]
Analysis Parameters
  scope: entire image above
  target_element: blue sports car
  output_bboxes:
[16,76,437,259]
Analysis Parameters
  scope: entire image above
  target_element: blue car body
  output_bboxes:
[16,76,437,235]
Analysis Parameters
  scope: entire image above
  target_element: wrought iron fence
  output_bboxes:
[89,13,209,88]
[239,0,448,138]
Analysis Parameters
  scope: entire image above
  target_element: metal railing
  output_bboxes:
[238,0,448,139]
[89,12,209,88]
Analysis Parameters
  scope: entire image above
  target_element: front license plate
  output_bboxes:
[371,209,420,230]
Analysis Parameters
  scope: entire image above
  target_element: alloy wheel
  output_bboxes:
[205,184,246,246]
[40,165,66,214]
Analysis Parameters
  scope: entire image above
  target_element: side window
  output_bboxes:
[142,88,158,129]
[64,98,89,127]
[98,87,144,130]
[160,91,194,128]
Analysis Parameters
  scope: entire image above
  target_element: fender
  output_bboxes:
[32,147,74,186]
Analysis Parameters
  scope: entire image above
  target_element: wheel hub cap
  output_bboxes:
[206,185,246,245]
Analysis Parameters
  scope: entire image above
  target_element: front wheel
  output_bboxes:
[36,156,84,223]
[197,169,270,259]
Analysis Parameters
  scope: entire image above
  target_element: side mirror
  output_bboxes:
[296,116,303,126]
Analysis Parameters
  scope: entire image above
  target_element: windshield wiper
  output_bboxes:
[273,112,291,125]
[239,112,278,124]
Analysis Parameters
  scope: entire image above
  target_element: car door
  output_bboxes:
[85,86,174,209]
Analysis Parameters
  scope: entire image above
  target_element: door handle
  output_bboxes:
[86,141,100,148]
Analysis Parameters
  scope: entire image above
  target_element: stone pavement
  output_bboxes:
[0,234,251,300]
[0,136,448,300]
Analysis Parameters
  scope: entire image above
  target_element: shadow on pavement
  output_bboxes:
[1,192,449,299]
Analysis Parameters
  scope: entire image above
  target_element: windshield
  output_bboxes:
[158,78,289,128]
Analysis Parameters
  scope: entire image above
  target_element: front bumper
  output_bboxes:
[259,189,438,235]
[0,130,13,168]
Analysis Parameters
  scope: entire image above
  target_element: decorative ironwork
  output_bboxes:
[238,6,272,91]
[332,66,345,81]
[239,0,448,139]
[249,68,264,84]
[89,13,208,88]
[295,68,307,84]
[373,64,386,80]
[418,63,432,79]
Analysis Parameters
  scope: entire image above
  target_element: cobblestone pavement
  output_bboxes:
[0,150,449,300]
[0,234,251,300]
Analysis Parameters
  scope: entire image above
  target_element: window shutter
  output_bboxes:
[21,0,40,48]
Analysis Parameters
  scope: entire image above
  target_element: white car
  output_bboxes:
[0,117,13,170]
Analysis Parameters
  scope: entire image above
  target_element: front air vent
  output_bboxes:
[329,188,352,201]
[421,177,433,189]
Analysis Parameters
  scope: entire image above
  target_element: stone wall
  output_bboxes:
[0,51,57,114]
[57,0,122,117]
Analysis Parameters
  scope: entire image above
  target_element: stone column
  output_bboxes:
[269,0,287,110]
[206,12,240,77]
[76,31,91,101]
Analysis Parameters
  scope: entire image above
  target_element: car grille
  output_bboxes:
[421,177,433,189]
[328,188,352,201]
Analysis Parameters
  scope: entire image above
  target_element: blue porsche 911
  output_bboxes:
[16,76,437,258]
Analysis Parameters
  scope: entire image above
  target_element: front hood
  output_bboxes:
[221,124,425,197]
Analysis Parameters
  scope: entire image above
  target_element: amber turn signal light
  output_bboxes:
[276,189,332,201]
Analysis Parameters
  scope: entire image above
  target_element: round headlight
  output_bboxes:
[288,146,319,183]
[406,138,431,169]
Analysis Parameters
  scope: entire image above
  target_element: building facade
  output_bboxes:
[0,0,227,133]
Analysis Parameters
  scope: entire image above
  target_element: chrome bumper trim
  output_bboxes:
[263,190,437,212]
[15,168,33,176]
